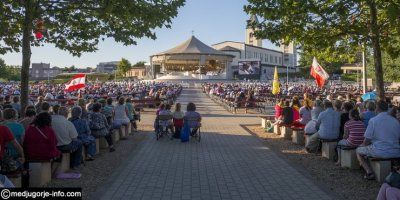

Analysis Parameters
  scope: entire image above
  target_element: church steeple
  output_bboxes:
[246,15,262,47]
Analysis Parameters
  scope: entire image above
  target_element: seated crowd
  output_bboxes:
[270,92,400,199]
[0,81,181,187]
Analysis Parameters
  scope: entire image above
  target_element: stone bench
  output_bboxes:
[368,157,400,182]
[320,139,338,160]
[95,138,100,154]
[54,152,70,174]
[291,127,305,145]
[119,125,127,139]
[338,146,359,169]
[127,122,133,135]
[273,124,281,135]
[113,129,120,142]
[280,125,292,140]
[7,173,21,187]
[304,134,312,147]
[259,115,275,129]
[99,137,108,149]
[29,160,52,187]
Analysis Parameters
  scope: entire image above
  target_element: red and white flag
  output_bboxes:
[310,57,329,88]
[65,74,86,92]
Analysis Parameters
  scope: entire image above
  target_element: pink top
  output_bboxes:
[24,125,60,161]
[275,105,282,119]
[344,120,366,146]
[293,107,300,121]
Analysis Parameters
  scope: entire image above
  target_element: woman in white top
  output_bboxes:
[113,97,130,126]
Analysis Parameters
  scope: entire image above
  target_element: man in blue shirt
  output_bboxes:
[306,100,341,153]
[356,100,400,180]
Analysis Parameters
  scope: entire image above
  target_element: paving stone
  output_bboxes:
[95,88,333,200]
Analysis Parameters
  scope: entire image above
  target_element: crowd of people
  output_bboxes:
[0,81,182,188]
[205,80,400,200]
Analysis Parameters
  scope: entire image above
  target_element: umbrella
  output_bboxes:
[361,92,377,101]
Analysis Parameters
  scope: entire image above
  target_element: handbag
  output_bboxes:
[0,154,18,173]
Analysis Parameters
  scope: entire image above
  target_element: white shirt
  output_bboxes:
[51,115,78,146]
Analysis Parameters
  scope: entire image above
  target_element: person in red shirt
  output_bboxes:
[274,99,284,120]
[0,125,25,172]
[23,112,60,161]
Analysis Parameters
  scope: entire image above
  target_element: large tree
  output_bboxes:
[0,0,185,111]
[245,0,400,99]
[117,58,131,77]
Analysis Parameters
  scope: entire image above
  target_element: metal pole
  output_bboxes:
[286,65,289,83]
[362,46,367,93]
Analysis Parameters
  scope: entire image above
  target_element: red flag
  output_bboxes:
[310,57,329,88]
[65,74,86,92]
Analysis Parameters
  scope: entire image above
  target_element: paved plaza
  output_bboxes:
[93,88,334,200]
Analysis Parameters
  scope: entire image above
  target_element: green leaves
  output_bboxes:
[0,0,185,56]
[117,58,131,77]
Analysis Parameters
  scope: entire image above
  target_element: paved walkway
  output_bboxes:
[93,88,333,200]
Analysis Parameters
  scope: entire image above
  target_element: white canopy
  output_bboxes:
[151,36,234,66]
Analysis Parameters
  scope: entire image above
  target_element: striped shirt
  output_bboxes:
[344,120,366,146]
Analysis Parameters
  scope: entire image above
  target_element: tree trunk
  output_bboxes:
[368,0,385,100]
[21,0,33,116]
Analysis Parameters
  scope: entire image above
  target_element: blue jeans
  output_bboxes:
[57,140,83,168]
[83,140,96,157]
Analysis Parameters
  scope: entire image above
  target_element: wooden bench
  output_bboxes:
[368,157,400,182]
[320,139,338,160]
[280,125,292,140]
[29,160,52,187]
[338,146,359,169]
[291,127,305,145]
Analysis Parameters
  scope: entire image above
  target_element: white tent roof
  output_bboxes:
[153,36,234,57]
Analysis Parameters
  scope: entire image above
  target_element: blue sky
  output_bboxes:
[1,0,279,68]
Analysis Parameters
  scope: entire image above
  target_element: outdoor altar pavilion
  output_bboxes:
[150,36,234,78]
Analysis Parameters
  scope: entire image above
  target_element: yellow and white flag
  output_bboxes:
[272,66,280,95]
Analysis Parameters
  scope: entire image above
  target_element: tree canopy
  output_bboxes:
[117,58,132,76]
[245,0,400,99]
[0,0,185,111]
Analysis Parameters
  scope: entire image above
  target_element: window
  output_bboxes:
[279,57,282,64]
[270,55,273,63]
[275,56,278,63]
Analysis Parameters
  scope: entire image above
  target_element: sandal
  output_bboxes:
[364,173,375,180]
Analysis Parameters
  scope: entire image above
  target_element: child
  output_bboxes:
[172,103,184,139]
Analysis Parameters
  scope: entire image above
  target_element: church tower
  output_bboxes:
[280,41,297,68]
[246,15,262,47]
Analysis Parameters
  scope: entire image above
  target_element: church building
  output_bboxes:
[212,15,297,80]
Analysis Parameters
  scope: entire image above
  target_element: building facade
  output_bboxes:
[30,63,62,80]
[96,61,119,73]
[212,15,297,80]
[125,66,147,79]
